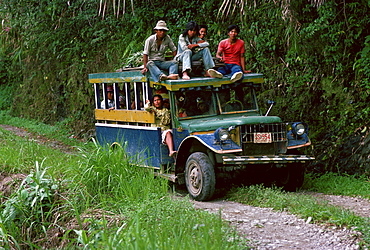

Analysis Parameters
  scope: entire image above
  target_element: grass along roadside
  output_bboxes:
[304,173,370,198]
[65,143,248,249]
[0,125,80,174]
[0,110,88,147]
[0,119,248,249]
[226,176,370,247]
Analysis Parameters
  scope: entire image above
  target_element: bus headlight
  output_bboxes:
[214,127,230,142]
[292,122,306,136]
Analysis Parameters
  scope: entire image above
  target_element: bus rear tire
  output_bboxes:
[185,152,216,201]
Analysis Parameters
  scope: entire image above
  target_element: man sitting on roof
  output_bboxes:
[141,20,179,82]
[208,24,252,83]
[175,21,217,80]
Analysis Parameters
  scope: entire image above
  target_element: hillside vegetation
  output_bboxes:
[0,0,369,174]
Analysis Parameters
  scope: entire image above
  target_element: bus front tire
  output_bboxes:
[185,152,216,201]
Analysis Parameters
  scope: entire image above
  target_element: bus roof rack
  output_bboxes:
[88,71,264,91]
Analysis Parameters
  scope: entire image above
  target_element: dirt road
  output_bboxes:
[192,197,367,249]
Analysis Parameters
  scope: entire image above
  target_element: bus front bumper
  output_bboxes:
[223,155,315,165]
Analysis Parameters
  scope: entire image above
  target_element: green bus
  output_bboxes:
[89,69,314,201]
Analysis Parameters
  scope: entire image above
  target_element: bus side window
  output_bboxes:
[100,83,114,109]
[94,83,101,109]
[176,92,187,117]
[130,82,149,110]
[117,83,126,109]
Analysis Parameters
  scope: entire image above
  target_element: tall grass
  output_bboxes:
[69,139,169,205]
[63,141,247,249]
[1,161,62,248]
[0,122,248,249]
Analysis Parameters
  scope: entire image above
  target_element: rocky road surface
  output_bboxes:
[193,198,367,249]
[1,124,369,249]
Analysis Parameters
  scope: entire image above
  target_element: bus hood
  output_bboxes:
[178,114,282,134]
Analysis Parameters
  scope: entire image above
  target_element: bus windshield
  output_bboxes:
[217,86,257,113]
[175,89,216,118]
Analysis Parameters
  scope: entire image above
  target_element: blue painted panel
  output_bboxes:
[96,124,174,168]
[287,132,309,147]
[193,134,242,151]
[160,144,173,163]
[172,129,190,150]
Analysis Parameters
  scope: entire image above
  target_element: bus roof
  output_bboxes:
[88,69,264,91]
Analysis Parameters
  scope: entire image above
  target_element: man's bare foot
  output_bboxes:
[182,72,190,80]
[169,151,177,157]
[160,74,168,81]
[167,74,179,80]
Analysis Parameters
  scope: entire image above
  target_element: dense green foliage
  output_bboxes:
[0,0,369,173]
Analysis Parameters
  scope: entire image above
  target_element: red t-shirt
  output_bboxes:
[218,39,245,66]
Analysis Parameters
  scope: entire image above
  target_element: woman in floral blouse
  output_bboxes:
[145,94,177,157]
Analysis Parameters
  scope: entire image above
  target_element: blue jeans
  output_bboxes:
[177,47,215,72]
[147,60,178,82]
[218,63,244,80]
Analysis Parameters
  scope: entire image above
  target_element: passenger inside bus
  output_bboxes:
[131,101,143,110]
[175,93,188,117]
[101,85,115,110]
[175,90,215,117]
[118,86,126,109]
[196,98,212,115]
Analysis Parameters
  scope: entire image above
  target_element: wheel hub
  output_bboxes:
[189,167,201,189]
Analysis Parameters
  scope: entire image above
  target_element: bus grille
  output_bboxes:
[241,123,287,143]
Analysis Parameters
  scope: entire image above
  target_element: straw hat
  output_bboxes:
[154,20,169,31]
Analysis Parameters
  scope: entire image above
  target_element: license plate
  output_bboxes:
[254,133,272,143]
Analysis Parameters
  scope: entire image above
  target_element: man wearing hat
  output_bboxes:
[141,20,179,82]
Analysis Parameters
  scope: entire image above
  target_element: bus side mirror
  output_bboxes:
[265,100,276,116]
